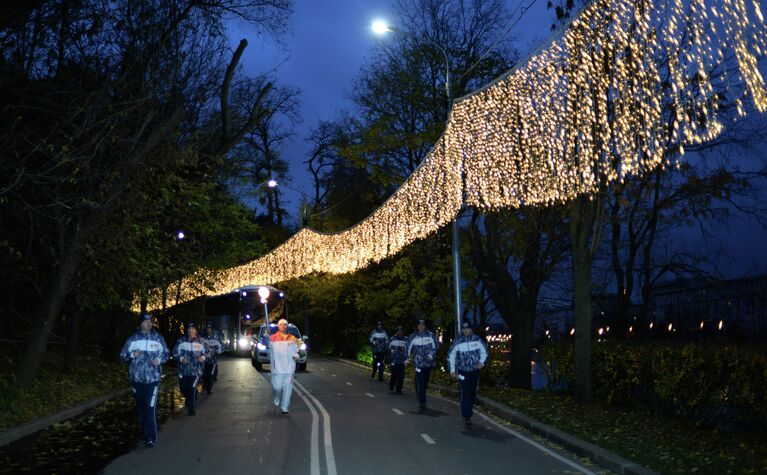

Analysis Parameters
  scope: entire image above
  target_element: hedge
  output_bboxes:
[540,341,767,431]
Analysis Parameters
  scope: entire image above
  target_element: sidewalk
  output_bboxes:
[336,358,658,475]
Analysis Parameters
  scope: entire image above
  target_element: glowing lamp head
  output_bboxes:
[258,286,270,300]
[176,230,185,240]
[267,179,277,188]
[371,20,390,35]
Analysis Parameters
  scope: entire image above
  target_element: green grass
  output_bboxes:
[0,346,129,430]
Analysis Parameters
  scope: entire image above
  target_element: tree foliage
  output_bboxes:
[0,0,293,385]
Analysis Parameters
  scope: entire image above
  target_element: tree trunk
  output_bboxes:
[570,195,596,404]
[160,284,169,336]
[509,305,534,389]
[64,305,83,374]
[468,211,549,390]
[16,248,80,387]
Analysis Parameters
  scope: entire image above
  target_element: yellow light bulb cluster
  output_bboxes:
[137,0,766,312]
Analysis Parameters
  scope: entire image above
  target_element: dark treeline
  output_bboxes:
[285,0,767,404]
[0,0,293,386]
[2,0,765,408]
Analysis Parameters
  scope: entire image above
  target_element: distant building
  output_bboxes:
[649,273,767,340]
[535,294,642,341]
[535,305,572,340]
[531,274,767,342]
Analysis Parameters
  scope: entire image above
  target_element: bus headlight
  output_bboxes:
[299,343,307,351]
[238,337,250,349]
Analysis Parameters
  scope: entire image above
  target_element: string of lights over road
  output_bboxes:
[138,0,767,312]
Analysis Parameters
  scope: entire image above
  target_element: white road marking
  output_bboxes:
[392,408,404,415]
[420,433,436,445]
[345,382,352,386]
[331,374,336,377]
[431,393,598,475]
[295,379,338,475]
[365,393,375,398]
[293,384,320,475]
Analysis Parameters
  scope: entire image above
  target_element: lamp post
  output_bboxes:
[372,20,462,336]
[258,286,271,324]
[269,179,310,226]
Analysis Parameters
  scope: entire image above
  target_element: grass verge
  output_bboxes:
[0,346,128,430]
[424,367,766,475]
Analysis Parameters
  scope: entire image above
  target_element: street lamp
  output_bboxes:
[270,180,310,226]
[258,286,270,323]
[372,20,462,336]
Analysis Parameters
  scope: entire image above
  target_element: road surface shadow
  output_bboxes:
[460,424,515,443]
[408,407,449,417]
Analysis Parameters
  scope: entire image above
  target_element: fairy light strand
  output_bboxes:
[137,0,766,311]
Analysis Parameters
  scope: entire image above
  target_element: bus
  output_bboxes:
[202,285,287,354]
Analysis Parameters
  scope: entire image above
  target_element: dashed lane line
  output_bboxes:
[345,382,353,386]
[420,433,436,445]
[392,408,404,415]
[365,393,375,398]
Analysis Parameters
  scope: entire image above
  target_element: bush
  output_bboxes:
[356,345,373,364]
[540,341,767,431]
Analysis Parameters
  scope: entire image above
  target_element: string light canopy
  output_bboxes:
[137,0,766,312]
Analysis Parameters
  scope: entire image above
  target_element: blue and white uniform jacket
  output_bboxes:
[173,336,210,377]
[369,329,389,353]
[202,331,224,364]
[447,334,488,373]
[406,330,440,368]
[387,335,408,365]
[120,330,169,384]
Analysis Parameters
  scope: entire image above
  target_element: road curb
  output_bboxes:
[332,357,658,475]
[0,387,132,448]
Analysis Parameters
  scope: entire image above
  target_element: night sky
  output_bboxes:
[226,0,554,212]
[226,0,767,279]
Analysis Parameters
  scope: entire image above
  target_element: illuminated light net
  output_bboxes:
[139,0,766,311]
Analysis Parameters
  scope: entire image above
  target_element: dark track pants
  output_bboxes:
[372,352,385,380]
[389,363,404,393]
[414,366,432,408]
[203,361,217,393]
[179,374,199,411]
[131,381,159,443]
[457,370,480,419]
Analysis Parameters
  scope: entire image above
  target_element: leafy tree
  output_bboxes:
[300,0,519,351]
[0,0,292,386]
[468,207,568,389]
[227,77,301,228]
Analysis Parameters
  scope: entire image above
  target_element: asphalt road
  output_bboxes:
[102,356,610,475]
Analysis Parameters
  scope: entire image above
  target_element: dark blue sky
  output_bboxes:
[227,0,553,215]
[225,1,767,279]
